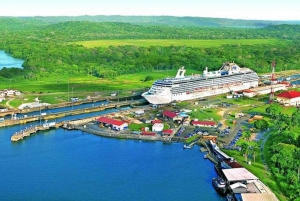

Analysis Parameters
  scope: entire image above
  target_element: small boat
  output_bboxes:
[204,154,208,159]
[226,193,235,201]
[183,144,192,149]
[212,177,227,195]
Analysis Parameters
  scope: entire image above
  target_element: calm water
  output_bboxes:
[0,50,24,69]
[0,110,225,201]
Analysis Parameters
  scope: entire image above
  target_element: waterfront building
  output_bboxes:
[229,179,278,201]
[97,116,128,131]
[162,129,173,136]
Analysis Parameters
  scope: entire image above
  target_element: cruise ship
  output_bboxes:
[142,62,259,104]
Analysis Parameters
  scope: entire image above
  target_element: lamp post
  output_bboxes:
[39,100,42,126]
[72,87,74,111]
[68,80,70,102]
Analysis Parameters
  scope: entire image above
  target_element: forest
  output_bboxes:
[264,104,300,200]
[0,17,300,83]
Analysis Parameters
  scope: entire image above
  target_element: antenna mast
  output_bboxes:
[269,60,276,103]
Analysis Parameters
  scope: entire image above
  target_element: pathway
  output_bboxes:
[5,98,14,109]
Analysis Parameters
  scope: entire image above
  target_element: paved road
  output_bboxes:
[260,129,270,169]
[219,108,251,145]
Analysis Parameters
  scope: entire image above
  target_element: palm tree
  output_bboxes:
[252,142,259,163]
[244,130,252,142]
[241,143,250,163]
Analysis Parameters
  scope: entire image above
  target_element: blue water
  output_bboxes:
[0,50,24,69]
[0,109,225,201]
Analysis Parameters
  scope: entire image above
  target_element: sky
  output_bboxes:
[0,0,299,21]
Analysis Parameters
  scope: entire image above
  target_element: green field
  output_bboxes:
[72,39,286,48]
[0,68,202,93]
[0,70,190,107]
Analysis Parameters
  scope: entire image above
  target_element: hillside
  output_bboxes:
[1,15,299,29]
[0,18,299,83]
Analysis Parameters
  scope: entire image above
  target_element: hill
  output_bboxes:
[1,15,300,29]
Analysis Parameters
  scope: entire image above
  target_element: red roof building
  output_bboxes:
[152,119,163,124]
[242,89,256,97]
[277,91,300,106]
[191,120,216,127]
[162,129,173,136]
[141,131,156,136]
[98,116,124,126]
[277,91,300,99]
[162,110,177,119]
[243,89,254,93]
[221,159,243,169]
[97,116,128,130]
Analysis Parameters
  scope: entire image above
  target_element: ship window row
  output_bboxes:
[169,72,258,84]
[169,73,257,86]
[170,80,258,93]
[172,93,184,96]
[162,73,258,89]
[176,75,258,88]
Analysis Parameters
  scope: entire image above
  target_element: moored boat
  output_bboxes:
[183,144,192,149]
[142,62,259,104]
[212,177,227,195]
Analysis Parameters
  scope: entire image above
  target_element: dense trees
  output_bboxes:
[264,106,300,200]
[0,18,299,83]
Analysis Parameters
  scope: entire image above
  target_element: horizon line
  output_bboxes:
[0,15,299,22]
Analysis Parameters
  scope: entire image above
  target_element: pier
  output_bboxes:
[11,122,62,142]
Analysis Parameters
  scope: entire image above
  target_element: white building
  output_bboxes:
[134,109,144,115]
[243,84,288,97]
[97,116,128,131]
[276,91,300,106]
[152,123,164,132]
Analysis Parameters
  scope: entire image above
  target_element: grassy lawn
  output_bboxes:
[190,108,222,122]
[185,135,199,143]
[71,39,286,48]
[129,123,152,131]
[1,69,203,94]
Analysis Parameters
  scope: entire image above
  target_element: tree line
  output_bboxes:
[0,21,300,82]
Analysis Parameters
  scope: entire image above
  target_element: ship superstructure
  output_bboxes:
[141,62,259,104]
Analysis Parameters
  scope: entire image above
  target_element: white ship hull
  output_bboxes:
[142,81,258,104]
[142,62,259,104]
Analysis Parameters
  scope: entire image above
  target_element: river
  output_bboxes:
[0,106,225,201]
[0,50,24,70]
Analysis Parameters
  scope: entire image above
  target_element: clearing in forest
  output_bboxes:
[72,39,285,48]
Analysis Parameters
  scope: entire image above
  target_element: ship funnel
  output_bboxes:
[175,66,186,78]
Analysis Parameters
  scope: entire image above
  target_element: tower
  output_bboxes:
[269,60,276,103]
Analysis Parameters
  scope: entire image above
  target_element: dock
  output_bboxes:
[1,99,146,128]
[199,140,219,164]
[11,122,62,142]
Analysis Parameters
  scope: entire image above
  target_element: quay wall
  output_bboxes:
[0,94,142,117]
[76,125,162,141]
[0,101,135,127]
